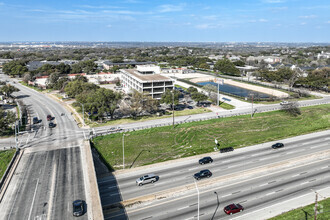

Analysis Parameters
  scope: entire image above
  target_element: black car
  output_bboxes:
[72,200,84,217]
[33,117,39,124]
[199,157,213,165]
[49,122,56,128]
[272,143,284,149]
[194,169,212,180]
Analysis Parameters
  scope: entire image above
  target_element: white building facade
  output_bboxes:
[120,65,174,99]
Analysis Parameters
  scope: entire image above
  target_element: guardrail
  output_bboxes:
[92,100,330,138]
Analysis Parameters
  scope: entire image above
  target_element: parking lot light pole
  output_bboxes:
[194,178,200,220]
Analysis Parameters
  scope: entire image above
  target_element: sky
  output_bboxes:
[0,0,329,42]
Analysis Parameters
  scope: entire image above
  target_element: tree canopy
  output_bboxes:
[214,59,240,76]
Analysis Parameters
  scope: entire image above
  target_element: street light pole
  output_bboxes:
[251,94,254,118]
[122,134,125,169]
[194,178,200,220]
[76,102,85,127]
[172,91,175,128]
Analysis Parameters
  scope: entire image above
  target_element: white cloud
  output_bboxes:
[269,6,288,12]
[203,15,218,20]
[259,18,268,22]
[195,23,223,29]
[262,0,285,3]
[158,4,185,13]
[106,24,112,28]
[300,22,306,25]
[299,15,317,19]
[79,5,123,9]
[327,21,330,24]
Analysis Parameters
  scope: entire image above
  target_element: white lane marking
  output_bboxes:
[108,186,118,189]
[230,186,330,220]
[110,193,120,196]
[222,194,231,198]
[47,162,57,220]
[300,182,309,185]
[321,166,328,169]
[178,206,189,210]
[292,174,300,177]
[259,183,268,187]
[310,145,321,149]
[266,192,275,196]
[188,167,199,171]
[324,137,330,140]
[28,178,40,220]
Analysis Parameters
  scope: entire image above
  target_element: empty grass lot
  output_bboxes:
[92,104,330,170]
[270,197,330,220]
[0,149,15,180]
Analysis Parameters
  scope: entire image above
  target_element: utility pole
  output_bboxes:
[172,91,175,128]
[15,121,18,150]
[217,81,220,107]
[122,134,125,169]
[314,191,318,220]
[251,94,254,118]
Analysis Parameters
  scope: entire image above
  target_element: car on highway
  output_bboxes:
[47,114,52,121]
[49,122,56,128]
[193,169,212,180]
[199,157,213,165]
[224,203,244,215]
[280,101,289,105]
[272,142,284,149]
[33,117,39,124]
[72,200,84,217]
[136,174,159,186]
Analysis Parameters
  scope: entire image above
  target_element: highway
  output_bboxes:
[0,75,89,220]
[99,131,330,220]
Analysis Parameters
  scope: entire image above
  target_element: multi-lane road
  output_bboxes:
[0,75,88,220]
[99,131,330,220]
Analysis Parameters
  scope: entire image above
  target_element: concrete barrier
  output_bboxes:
[0,149,23,203]
[81,140,104,220]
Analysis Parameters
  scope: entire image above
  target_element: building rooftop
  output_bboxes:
[122,69,172,82]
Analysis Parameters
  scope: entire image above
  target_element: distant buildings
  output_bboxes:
[120,65,174,99]
[246,56,282,64]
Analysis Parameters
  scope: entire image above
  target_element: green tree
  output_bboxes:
[214,59,240,76]
[187,86,198,94]
[22,73,32,83]
[3,60,28,77]
[0,84,20,98]
[47,72,60,88]
[233,60,245,67]
[160,89,179,108]
[191,92,208,104]
[0,107,16,135]
[71,63,83,74]
[202,84,217,96]
[198,63,210,69]
[64,80,99,98]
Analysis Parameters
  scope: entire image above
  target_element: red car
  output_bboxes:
[47,115,52,121]
[224,203,244,215]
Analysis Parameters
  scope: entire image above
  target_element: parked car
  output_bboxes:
[47,114,52,121]
[199,157,213,165]
[272,143,284,149]
[224,203,244,215]
[33,117,39,124]
[136,174,159,186]
[72,200,84,217]
[49,122,56,128]
[194,169,212,180]
[280,101,289,105]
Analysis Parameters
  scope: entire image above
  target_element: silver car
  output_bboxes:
[136,174,159,186]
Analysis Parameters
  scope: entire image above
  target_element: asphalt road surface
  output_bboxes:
[0,75,88,220]
[99,131,330,220]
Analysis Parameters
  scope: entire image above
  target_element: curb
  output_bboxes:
[0,148,24,203]
[81,140,103,220]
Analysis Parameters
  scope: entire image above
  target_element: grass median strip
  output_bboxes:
[92,104,330,170]
[0,149,16,180]
[269,197,330,220]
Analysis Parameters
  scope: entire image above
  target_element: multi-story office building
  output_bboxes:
[120,65,174,99]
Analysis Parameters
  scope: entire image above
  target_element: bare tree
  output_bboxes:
[281,101,301,116]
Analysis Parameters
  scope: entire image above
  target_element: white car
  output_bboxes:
[280,101,289,105]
